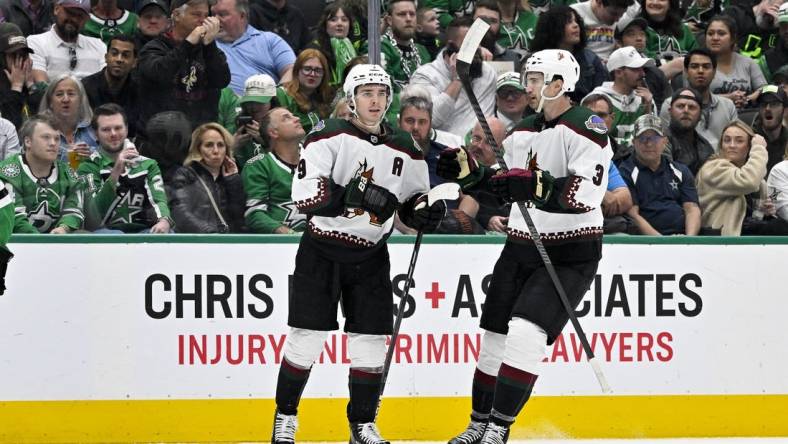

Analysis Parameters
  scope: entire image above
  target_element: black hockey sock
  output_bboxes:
[470,368,496,422]
[489,363,538,427]
[347,368,383,423]
[275,357,312,415]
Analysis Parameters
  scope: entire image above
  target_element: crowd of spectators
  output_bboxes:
[1,0,788,236]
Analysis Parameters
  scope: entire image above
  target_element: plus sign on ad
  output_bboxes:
[425,282,445,309]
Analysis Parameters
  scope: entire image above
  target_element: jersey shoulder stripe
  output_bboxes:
[560,106,609,148]
[510,114,540,133]
[385,128,424,160]
[303,118,354,147]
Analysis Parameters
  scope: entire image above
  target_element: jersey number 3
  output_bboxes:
[592,164,604,186]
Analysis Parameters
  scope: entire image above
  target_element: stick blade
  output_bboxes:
[457,18,490,65]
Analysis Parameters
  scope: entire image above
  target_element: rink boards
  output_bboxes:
[1,235,787,442]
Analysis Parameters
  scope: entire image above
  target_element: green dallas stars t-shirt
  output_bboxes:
[242,152,306,233]
[81,10,139,44]
[0,154,84,233]
[77,150,171,232]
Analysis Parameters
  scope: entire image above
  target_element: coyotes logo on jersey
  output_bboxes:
[344,160,384,226]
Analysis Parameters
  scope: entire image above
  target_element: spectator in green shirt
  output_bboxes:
[639,0,698,61]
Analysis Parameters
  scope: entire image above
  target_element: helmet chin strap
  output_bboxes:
[349,98,386,132]
[536,82,565,113]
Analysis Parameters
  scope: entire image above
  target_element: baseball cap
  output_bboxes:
[0,23,33,54]
[606,46,656,72]
[671,87,702,106]
[0,33,33,54]
[137,0,169,14]
[496,72,524,91]
[614,17,648,40]
[757,84,787,106]
[633,114,664,137]
[239,74,277,105]
[779,2,788,24]
[56,0,90,14]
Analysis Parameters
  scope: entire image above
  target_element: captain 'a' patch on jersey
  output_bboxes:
[502,106,613,243]
[292,118,429,247]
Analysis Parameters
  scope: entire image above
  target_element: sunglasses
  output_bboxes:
[68,46,77,70]
[636,134,663,144]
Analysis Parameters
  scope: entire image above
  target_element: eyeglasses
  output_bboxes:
[594,112,611,118]
[497,89,524,99]
[301,66,324,76]
[68,46,77,70]
[636,134,663,144]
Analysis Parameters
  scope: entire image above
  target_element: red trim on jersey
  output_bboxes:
[294,177,330,211]
[560,176,593,212]
[507,226,603,243]
[308,221,377,248]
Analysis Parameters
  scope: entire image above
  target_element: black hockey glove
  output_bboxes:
[0,246,13,296]
[410,194,446,233]
[490,168,554,205]
[344,176,398,223]
[436,147,478,180]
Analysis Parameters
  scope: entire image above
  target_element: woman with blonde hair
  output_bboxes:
[168,123,245,233]
[275,49,334,133]
[696,120,769,235]
[38,74,96,164]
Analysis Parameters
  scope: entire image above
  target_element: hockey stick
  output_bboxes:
[377,230,423,419]
[456,18,610,393]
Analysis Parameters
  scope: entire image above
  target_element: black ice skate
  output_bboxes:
[271,410,298,443]
[348,421,390,444]
[479,421,510,444]
[447,419,487,444]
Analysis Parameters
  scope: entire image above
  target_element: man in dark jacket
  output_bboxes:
[663,88,715,176]
[248,0,309,54]
[0,23,44,128]
[82,34,140,136]
[0,0,54,36]
[136,0,230,136]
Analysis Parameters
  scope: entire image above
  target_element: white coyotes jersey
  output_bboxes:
[501,106,613,243]
[292,119,430,247]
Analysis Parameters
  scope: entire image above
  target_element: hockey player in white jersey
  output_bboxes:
[438,49,613,443]
[270,64,451,444]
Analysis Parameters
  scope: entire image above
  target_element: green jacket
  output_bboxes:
[0,179,14,244]
[276,86,323,134]
[218,87,241,134]
[380,38,431,91]
[498,10,537,53]
[77,150,171,232]
[242,152,306,233]
[81,11,139,44]
[0,154,84,233]
[420,0,465,28]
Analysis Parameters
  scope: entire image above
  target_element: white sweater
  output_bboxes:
[409,51,497,138]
